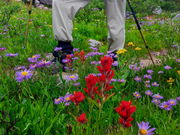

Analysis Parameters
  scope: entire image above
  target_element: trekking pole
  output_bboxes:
[127,0,155,65]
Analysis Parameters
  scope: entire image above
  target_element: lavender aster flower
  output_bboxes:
[73,48,79,52]
[29,64,37,70]
[151,82,159,87]
[36,60,52,68]
[176,97,180,101]
[111,79,117,82]
[164,65,172,70]
[134,76,142,82]
[0,47,6,51]
[73,82,80,86]
[143,74,152,79]
[147,70,153,74]
[112,61,118,66]
[152,99,161,105]
[145,90,153,96]
[14,66,26,71]
[54,97,64,104]
[64,74,79,82]
[28,54,41,63]
[5,53,18,57]
[137,121,156,135]
[152,94,163,99]
[159,102,172,111]
[15,69,33,82]
[176,59,180,63]
[118,79,125,83]
[54,47,62,52]
[167,99,177,106]
[158,71,164,74]
[133,92,141,99]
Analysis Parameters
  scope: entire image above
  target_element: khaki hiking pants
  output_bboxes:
[52,0,126,52]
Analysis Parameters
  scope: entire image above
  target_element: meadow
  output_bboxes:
[0,1,180,135]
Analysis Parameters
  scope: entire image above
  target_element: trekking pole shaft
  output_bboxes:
[127,0,155,65]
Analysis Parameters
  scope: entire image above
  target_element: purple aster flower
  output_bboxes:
[91,61,99,65]
[151,99,161,105]
[171,45,178,48]
[151,82,159,87]
[111,79,117,82]
[0,47,6,51]
[14,66,26,71]
[54,97,64,104]
[145,90,153,96]
[147,70,153,74]
[97,73,102,76]
[36,60,52,68]
[29,64,37,70]
[134,76,142,82]
[73,82,80,86]
[64,74,79,82]
[133,92,141,99]
[152,94,163,99]
[159,102,172,111]
[28,54,41,63]
[54,47,62,52]
[112,61,118,66]
[72,57,79,60]
[15,69,33,82]
[167,99,177,106]
[97,52,104,55]
[5,53,18,57]
[73,48,79,52]
[64,93,72,102]
[176,59,180,63]
[90,47,98,51]
[164,65,172,70]
[176,97,180,101]
[62,59,71,64]
[158,71,164,74]
[129,64,141,71]
[137,121,156,135]
[118,79,125,83]
[143,74,152,79]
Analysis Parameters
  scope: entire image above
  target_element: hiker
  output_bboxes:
[52,0,126,70]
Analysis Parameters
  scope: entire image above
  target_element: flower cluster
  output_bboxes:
[70,91,85,105]
[115,101,136,127]
[54,93,72,106]
[137,121,156,135]
[76,113,88,124]
[15,69,33,82]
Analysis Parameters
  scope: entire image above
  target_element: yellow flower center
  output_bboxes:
[32,55,37,58]
[66,97,70,100]
[164,105,168,108]
[56,98,60,102]
[116,49,127,54]
[70,76,75,78]
[170,101,174,104]
[21,71,28,76]
[128,42,135,46]
[135,47,142,51]
[139,129,147,135]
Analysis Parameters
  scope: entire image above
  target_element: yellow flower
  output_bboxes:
[116,49,127,55]
[177,70,180,75]
[167,78,175,83]
[128,42,135,46]
[134,47,142,51]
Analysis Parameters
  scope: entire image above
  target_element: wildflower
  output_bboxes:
[54,97,64,104]
[133,92,141,99]
[14,66,26,71]
[115,101,136,127]
[127,42,135,46]
[90,47,98,51]
[151,82,159,87]
[134,76,142,82]
[111,79,117,82]
[159,102,172,111]
[73,48,79,52]
[64,74,79,82]
[5,53,18,57]
[29,64,37,70]
[147,70,153,74]
[167,99,177,106]
[176,97,180,101]
[0,47,6,51]
[129,64,141,71]
[167,77,174,85]
[137,121,156,135]
[151,99,161,105]
[158,71,164,74]
[164,65,172,70]
[112,61,118,66]
[176,59,180,63]
[116,49,127,55]
[143,74,152,79]
[70,91,85,105]
[54,47,62,52]
[145,90,153,96]
[73,82,80,86]
[28,54,41,63]
[177,70,180,75]
[118,79,126,83]
[152,94,163,99]
[15,69,33,82]
[36,60,52,68]
[134,47,142,51]
[76,113,88,124]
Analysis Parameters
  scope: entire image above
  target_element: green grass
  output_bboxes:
[0,1,180,135]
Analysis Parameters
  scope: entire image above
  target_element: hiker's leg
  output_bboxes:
[52,0,89,41]
[105,0,126,52]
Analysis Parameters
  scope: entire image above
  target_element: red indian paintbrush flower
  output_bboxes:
[76,113,88,124]
[70,91,85,105]
[115,101,136,127]
[75,50,86,63]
